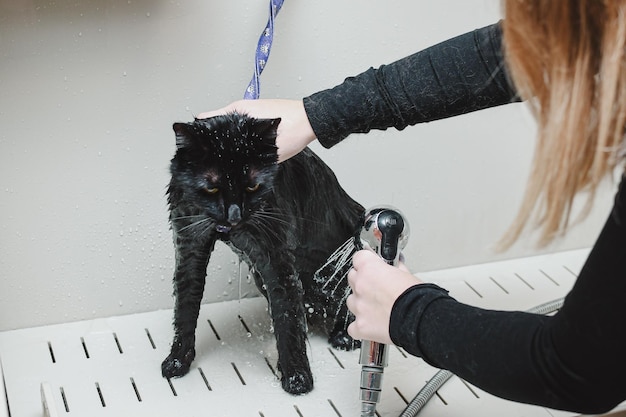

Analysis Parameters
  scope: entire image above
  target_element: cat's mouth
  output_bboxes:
[215,224,232,234]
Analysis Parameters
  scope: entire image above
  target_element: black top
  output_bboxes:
[303,23,519,148]
[303,22,626,413]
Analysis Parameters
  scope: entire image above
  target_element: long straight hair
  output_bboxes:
[499,0,626,248]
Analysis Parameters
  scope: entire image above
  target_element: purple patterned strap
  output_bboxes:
[243,0,284,100]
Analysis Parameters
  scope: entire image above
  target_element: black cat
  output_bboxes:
[161,113,364,394]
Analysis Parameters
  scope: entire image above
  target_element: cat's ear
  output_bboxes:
[173,123,192,149]
[254,118,282,142]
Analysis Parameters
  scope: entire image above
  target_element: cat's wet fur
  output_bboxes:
[161,113,364,394]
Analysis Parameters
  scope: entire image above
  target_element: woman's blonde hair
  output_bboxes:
[499,0,626,248]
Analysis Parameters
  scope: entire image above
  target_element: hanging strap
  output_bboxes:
[243,0,284,100]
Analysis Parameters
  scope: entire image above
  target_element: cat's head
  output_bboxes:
[168,112,280,235]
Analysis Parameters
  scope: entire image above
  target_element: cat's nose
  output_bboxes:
[227,204,242,226]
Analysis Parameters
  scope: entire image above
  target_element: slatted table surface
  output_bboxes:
[1,248,623,417]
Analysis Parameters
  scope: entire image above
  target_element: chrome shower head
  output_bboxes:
[357,205,411,417]
[360,206,410,266]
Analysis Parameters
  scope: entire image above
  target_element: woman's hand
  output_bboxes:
[346,250,422,345]
[197,99,316,163]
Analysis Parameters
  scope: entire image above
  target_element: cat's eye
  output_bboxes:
[204,187,219,195]
[245,183,260,193]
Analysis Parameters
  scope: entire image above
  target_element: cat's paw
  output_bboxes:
[161,347,195,378]
[329,330,360,351]
[281,368,314,395]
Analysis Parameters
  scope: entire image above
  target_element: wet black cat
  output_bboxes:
[161,113,364,394]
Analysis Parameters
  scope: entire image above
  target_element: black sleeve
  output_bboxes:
[389,177,626,414]
[303,22,519,148]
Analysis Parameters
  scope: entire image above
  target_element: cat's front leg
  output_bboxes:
[263,269,313,395]
[328,300,360,351]
[161,236,215,379]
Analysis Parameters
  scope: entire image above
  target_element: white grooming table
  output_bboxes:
[1,249,624,417]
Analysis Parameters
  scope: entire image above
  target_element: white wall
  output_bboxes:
[0,0,613,331]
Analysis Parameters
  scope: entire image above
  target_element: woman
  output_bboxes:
[199,1,626,413]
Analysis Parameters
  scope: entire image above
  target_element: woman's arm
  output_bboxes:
[389,178,626,413]
[305,22,519,148]
[199,22,518,161]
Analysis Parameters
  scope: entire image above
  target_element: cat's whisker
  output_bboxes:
[177,221,204,234]
[178,218,215,234]
[253,214,291,227]
[252,210,292,227]
[197,220,216,238]
[249,211,285,231]
[249,216,289,246]
[257,208,330,227]
[170,214,206,222]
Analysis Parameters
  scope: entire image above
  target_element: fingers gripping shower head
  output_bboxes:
[357,206,410,417]
[360,206,410,266]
